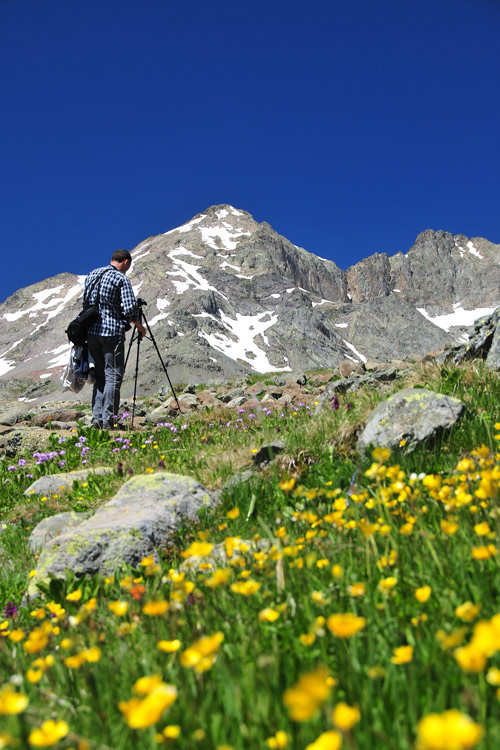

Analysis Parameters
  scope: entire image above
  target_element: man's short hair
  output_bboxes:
[111,249,132,264]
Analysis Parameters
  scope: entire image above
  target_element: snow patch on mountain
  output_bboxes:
[3,281,84,335]
[196,310,291,373]
[167,248,228,299]
[416,304,496,332]
[343,340,367,363]
[198,224,251,252]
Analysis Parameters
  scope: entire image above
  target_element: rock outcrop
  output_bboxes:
[357,388,465,453]
[28,473,218,595]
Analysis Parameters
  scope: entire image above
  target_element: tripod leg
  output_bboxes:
[124,327,137,373]
[131,332,141,429]
[142,312,182,413]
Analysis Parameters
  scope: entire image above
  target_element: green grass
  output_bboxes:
[0,362,499,749]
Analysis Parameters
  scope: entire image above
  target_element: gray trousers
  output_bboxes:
[87,334,125,428]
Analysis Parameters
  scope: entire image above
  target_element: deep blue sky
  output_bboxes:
[1,0,499,303]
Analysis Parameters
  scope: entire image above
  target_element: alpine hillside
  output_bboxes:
[0,205,499,402]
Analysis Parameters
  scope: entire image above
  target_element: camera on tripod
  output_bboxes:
[136,297,147,307]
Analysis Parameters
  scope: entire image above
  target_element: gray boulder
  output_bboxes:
[24,467,114,497]
[357,387,464,453]
[28,472,218,594]
[29,511,90,551]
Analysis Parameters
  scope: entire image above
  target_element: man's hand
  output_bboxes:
[134,321,147,340]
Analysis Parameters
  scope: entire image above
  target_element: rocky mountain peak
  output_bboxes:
[0,207,499,403]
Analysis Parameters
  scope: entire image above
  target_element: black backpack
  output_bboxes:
[65,269,110,346]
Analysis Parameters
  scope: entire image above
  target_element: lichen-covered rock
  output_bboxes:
[28,473,218,595]
[24,467,114,497]
[486,322,500,371]
[29,511,90,551]
[357,387,464,453]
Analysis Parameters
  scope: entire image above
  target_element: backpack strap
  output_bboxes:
[83,268,113,309]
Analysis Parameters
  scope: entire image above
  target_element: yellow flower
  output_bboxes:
[327,613,366,638]
[65,589,82,602]
[348,583,366,598]
[0,684,28,715]
[471,545,497,560]
[230,580,260,596]
[415,709,483,750]
[415,586,432,603]
[180,632,224,673]
[133,674,163,695]
[28,719,69,747]
[331,564,343,579]
[391,645,413,664]
[181,541,214,558]
[436,628,467,650]
[142,600,169,616]
[259,608,280,623]
[8,628,25,643]
[305,730,342,750]
[455,602,480,622]
[299,633,316,646]
[372,447,390,463]
[119,682,177,729]
[279,477,296,491]
[64,654,86,669]
[226,507,240,519]
[26,668,43,683]
[332,701,361,731]
[378,576,397,593]
[23,628,49,655]
[162,725,181,739]
[204,568,231,588]
[108,600,129,616]
[158,639,182,653]
[474,522,491,536]
[486,667,500,686]
[82,646,101,663]
[440,520,458,535]
[266,730,289,748]
[454,644,487,673]
[283,665,331,721]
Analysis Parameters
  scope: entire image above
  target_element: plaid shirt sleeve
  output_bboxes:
[120,277,140,321]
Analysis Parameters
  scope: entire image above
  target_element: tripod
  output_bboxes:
[124,299,182,427]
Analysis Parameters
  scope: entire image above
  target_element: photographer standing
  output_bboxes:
[85,249,146,430]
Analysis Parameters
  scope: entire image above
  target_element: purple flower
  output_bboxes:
[5,602,18,618]
[331,396,340,411]
[248,414,255,419]
[17,459,26,467]
[345,402,353,411]
[158,460,166,468]
[59,460,66,467]
[7,466,16,471]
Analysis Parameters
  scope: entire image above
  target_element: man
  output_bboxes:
[84,249,146,429]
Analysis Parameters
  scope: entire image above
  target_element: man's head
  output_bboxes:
[110,249,132,273]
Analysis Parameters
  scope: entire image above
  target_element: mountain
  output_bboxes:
[0,205,499,401]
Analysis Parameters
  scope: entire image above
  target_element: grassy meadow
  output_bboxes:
[0,362,499,749]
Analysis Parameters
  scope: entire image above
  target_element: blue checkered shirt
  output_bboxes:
[84,265,139,337]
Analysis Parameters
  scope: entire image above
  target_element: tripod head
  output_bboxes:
[136,298,147,307]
